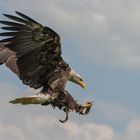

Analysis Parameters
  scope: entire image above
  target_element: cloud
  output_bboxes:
[61,121,114,140]
[0,109,140,140]
[125,119,140,140]
[0,123,25,140]
[0,83,140,140]
[23,115,140,140]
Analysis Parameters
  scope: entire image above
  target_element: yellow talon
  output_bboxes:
[81,102,93,108]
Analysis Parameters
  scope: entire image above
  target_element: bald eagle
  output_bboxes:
[0,11,92,123]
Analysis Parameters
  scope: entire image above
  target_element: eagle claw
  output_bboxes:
[59,108,69,123]
[79,101,93,115]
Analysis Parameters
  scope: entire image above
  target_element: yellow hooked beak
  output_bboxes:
[69,69,86,89]
[79,80,86,89]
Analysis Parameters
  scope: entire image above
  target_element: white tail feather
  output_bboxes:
[9,93,52,105]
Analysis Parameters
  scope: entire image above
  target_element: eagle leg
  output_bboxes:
[59,107,69,123]
[79,101,93,115]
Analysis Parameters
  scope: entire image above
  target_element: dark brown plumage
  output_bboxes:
[0,11,70,91]
[0,11,92,123]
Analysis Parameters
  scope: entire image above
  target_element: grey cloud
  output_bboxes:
[0,123,25,140]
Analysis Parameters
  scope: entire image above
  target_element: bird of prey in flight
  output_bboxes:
[0,11,92,123]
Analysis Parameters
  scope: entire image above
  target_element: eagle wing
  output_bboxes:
[0,11,69,89]
[0,42,19,75]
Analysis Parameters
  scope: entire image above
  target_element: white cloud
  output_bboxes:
[61,121,114,140]
[0,83,140,140]
[24,115,140,140]
[0,123,25,140]
[0,110,140,140]
[125,119,140,140]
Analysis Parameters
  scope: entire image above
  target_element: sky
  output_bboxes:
[0,0,140,140]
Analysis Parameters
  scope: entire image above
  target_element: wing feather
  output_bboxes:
[3,14,32,25]
[0,11,69,90]
[1,26,21,31]
[0,21,30,30]
[15,11,42,26]
[0,32,18,36]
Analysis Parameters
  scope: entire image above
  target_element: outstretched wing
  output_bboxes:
[0,42,19,75]
[0,11,66,89]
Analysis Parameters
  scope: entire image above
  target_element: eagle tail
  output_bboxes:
[9,93,52,105]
